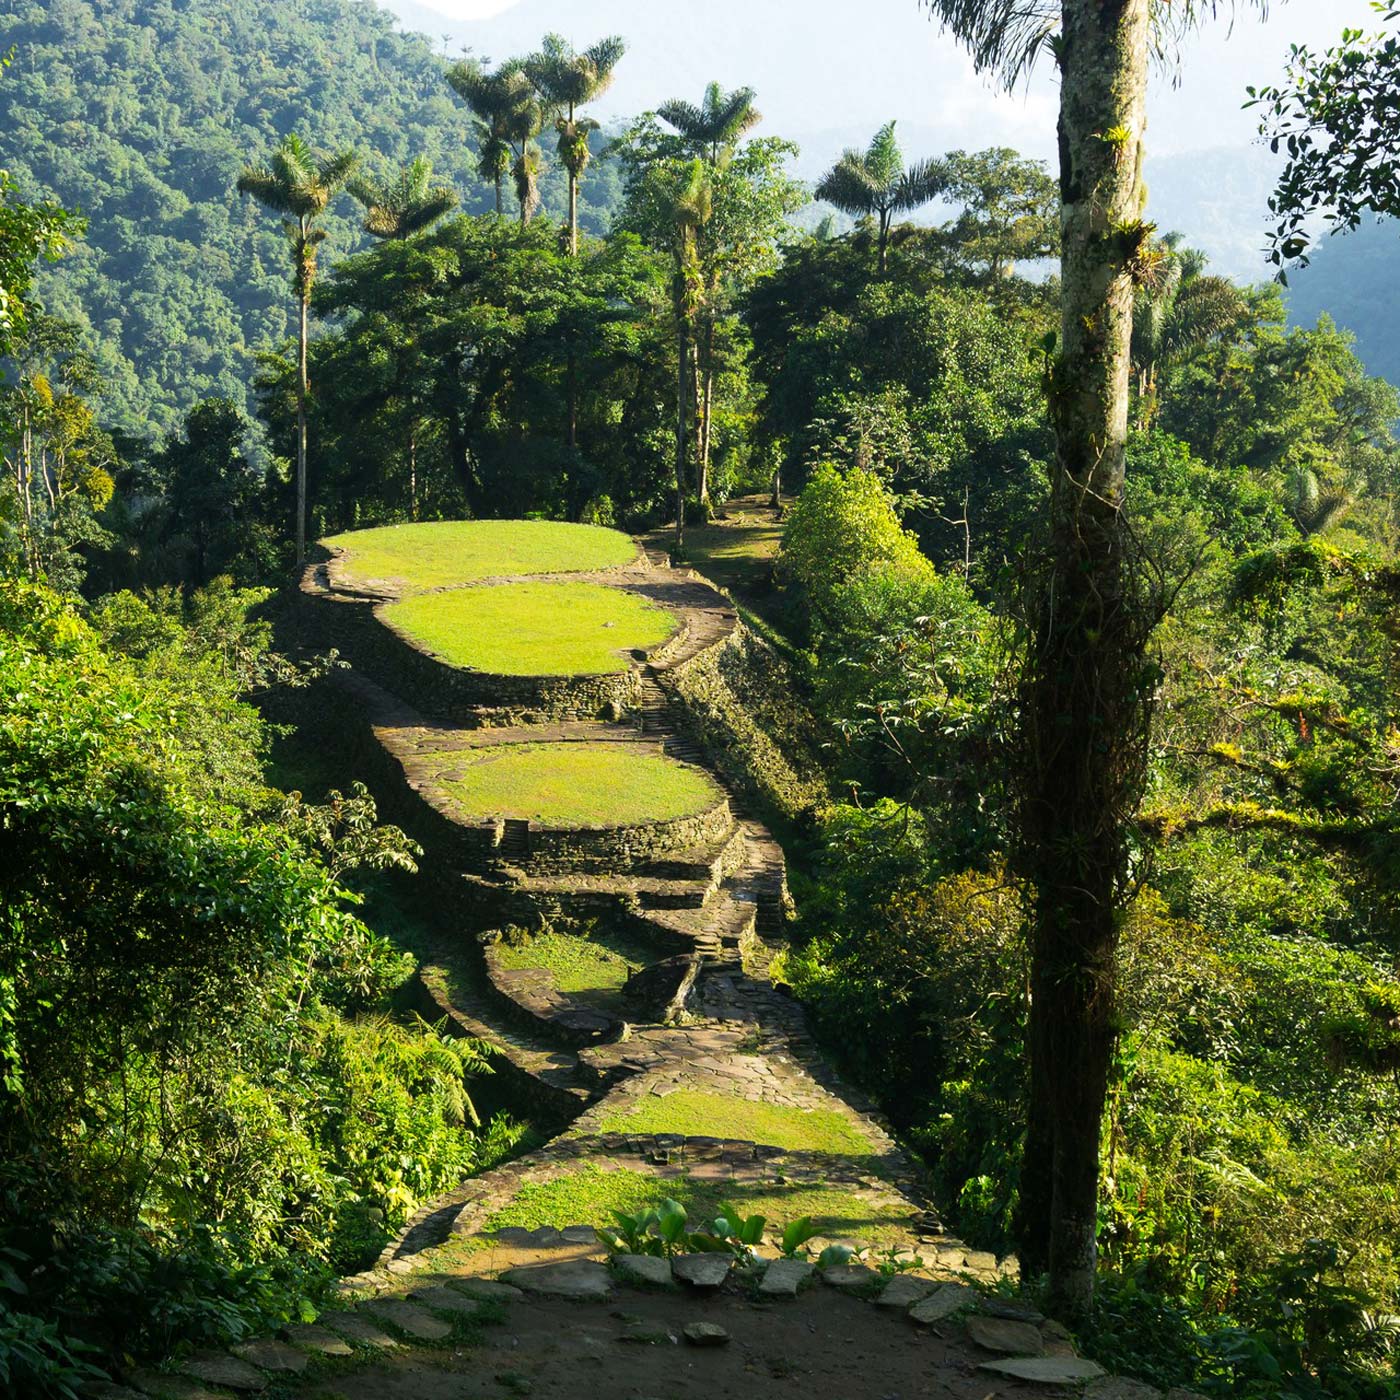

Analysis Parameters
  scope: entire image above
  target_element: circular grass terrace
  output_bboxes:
[383,580,678,676]
[436,742,722,829]
[321,519,639,593]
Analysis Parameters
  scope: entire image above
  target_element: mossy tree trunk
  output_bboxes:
[1016,0,1152,1322]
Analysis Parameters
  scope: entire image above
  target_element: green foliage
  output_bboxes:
[0,580,515,1368]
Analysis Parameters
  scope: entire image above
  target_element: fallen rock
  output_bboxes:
[875,1274,933,1309]
[178,1352,268,1392]
[409,1284,485,1317]
[613,1253,675,1287]
[758,1258,814,1296]
[979,1296,1046,1325]
[281,1324,353,1357]
[979,1357,1107,1385]
[365,1297,452,1342]
[821,1264,877,1290]
[909,1283,979,1325]
[450,1276,524,1302]
[672,1253,732,1289]
[683,1322,730,1347]
[503,1259,612,1300]
[128,1372,228,1400]
[618,1322,678,1345]
[966,1315,1045,1356]
[231,1339,309,1375]
[561,1225,599,1244]
[324,1312,401,1350]
[1088,1378,1164,1400]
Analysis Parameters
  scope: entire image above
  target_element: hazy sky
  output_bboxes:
[392,0,1380,159]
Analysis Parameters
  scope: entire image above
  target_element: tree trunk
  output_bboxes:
[296,285,309,567]
[878,210,891,276]
[409,421,418,522]
[698,316,716,516]
[569,170,579,257]
[1017,0,1152,1323]
[674,291,689,555]
[494,173,503,217]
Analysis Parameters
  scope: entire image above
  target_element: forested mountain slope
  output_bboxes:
[0,0,622,436]
[1286,218,1400,388]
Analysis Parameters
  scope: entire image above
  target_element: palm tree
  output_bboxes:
[658,82,762,166]
[447,59,541,223]
[1130,234,1245,426]
[526,34,626,256]
[656,83,762,516]
[815,122,945,275]
[349,157,457,241]
[237,134,357,566]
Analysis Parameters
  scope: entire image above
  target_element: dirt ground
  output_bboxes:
[295,1283,1060,1400]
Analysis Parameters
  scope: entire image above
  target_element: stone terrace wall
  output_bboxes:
[664,623,830,823]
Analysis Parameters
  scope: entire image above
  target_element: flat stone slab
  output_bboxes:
[178,1352,268,1391]
[875,1274,933,1309]
[365,1297,452,1341]
[758,1258,813,1296]
[561,1225,599,1244]
[672,1253,732,1288]
[683,1321,730,1347]
[822,1264,877,1289]
[282,1324,353,1357]
[231,1339,309,1374]
[614,1253,675,1287]
[503,1259,613,1300]
[966,1315,1045,1355]
[324,1312,401,1350]
[980,1296,1046,1324]
[909,1283,979,1324]
[450,1276,524,1301]
[129,1373,228,1400]
[1088,1379,1164,1400]
[409,1284,486,1316]
[980,1358,1107,1385]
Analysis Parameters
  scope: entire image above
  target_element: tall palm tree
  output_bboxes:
[447,59,541,223]
[237,134,357,566]
[658,82,761,166]
[1130,234,1245,426]
[526,33,626,256]
[815,122,945,275]
[656,83,762,516]
[349,157,457,241]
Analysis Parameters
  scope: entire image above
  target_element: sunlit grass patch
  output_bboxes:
[469,1165,912,1249]
[492,926,659,1009]
[323,519,638,592]
[383,581,677,675]
[592,1089,875,1157]
[432,742,722,828]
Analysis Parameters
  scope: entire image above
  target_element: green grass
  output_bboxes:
[323,520,638,592]
[383,581,677,676]
[493,927,659,1009]
[591,1089,875,1157]
[466,1165,914,1249]
[431,742,721,828]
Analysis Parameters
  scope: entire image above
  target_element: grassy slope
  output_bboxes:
[385,581,677,676]
[592,1089,875,1158]
[463,1165,915,1251]
[323,520,638,592]
[433,743,721,828]
[493,927,659,1010]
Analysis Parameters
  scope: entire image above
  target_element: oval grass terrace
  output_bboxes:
[382,580,680,677]
[322,518,642,594]
[427,739,722,829]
